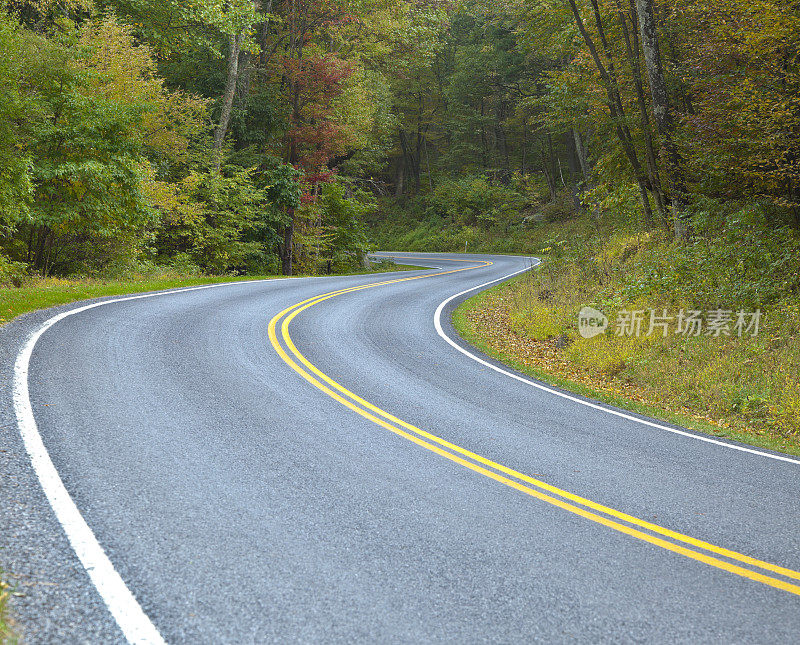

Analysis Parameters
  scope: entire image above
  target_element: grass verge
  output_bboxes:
[0,261,422,326]
[453,274,800,458]
[0,274,277,326]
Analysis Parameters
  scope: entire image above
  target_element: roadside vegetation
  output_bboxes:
[0,258,417,326]
[453,213,800,454]
[0,0,415,290]
[0,271,274,325]
[0,571,15,645]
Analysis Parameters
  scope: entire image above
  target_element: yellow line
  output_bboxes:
[267,262,800,596]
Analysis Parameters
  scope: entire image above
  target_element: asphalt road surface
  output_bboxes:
[2,252,799,643]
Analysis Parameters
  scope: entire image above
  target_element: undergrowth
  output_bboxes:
[0,572,15,644]
[455,210,800,447]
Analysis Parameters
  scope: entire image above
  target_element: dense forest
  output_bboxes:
[0,0,798,283]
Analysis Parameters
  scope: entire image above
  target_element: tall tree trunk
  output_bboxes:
[634,0,691,238]
[573,129,605,223]
[398,128,420,194]
[479,98,488,170]
[281,217,294,275]
[654,0,695,116]
[541,143,557,201]
[280,3,305,278]
[548,134,558,195]
[423,131,434,190]
[414,123,423,193]
[567,133,579,176]
[617,0,669,229]
[496,103,510,177]
[258,0,273,66]
[394,159,405,197]
[26,224,35,265]
[237,50,253,109]
[567,0,655,226]
[567,137,581,211]
[573,129,590,179]
[213,31,244,172]
[282,76,301,276]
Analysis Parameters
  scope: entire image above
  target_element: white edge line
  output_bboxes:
[11,278,289,645]
[432,257,800,467]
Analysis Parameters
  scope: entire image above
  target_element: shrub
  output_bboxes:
[0,253,27,287]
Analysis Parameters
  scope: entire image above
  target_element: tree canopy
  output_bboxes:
[0,0,798,281]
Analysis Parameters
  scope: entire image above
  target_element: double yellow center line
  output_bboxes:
[267,259,800,596]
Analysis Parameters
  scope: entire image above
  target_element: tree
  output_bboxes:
[633,0,690,237]
[210,0,259,169]
[0,13,34,234]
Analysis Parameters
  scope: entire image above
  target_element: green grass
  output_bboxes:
[0,261,424,326]
[0,274,279,326]
[353,262,426,274]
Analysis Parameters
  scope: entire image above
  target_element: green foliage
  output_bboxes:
[613,220,800,311]
[439,10,531,174]
[0,13,214,275]
[103,0,259,56]
[0,253,27,287]
[368,170,577,253]
[334,67,397,175]
[424,175,529,227]
[293,179,372,273]
[537,192,577,222]
[0,2,408,280]
[672,0,800,216]
[260,163,302,212]
[318,181,371,270]
[0,13,33,231]
[153,167,265,273]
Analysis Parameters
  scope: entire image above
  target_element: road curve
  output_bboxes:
[2,252,800,643]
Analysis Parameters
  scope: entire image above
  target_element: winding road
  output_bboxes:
[3,252,800,643]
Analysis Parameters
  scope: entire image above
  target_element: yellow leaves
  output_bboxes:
[74,15,157,92]
[141,170,203,226]
[332,65,395,152]
[72,14,209,164]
